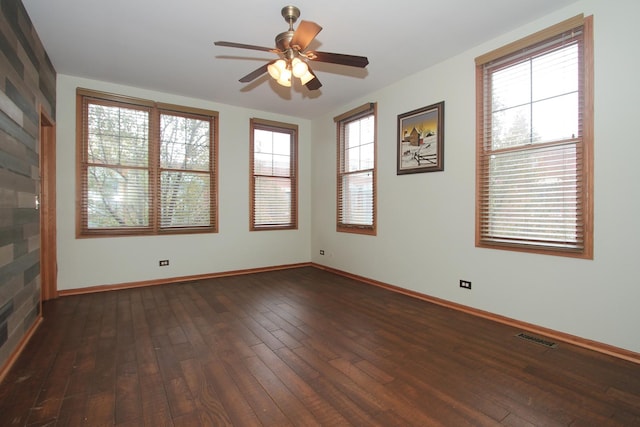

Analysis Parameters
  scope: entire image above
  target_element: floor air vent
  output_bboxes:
[516,332,558,348]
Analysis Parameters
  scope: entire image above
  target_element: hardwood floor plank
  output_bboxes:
[261,308,309,342]
[211,321,256,361]
[202,359,263,426]
[353,358,394,384]
[139,371,174,427]
[224,353,294,426]
[115,360,142,425]
[170,286,212,356]
[274,346,320,382]
[141,397,174,427]
[84,390,115,425]
[165,376,197,418]
[308,375,386,426]
[26,348,75,424]
[270,327,303,349]
[153,335,183,380]
[180,358,234,425]
[500,412,538,427]
[252,342,350,426]
[293,345,387,416]
[239,315,287,352]
[65,364,94,398]
[56,394,87,427]
[244,352,321,426]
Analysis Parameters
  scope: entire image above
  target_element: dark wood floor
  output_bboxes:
[1,267,639,426]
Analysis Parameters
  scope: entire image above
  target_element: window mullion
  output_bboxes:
[149,105,160,233]
[529,59,534,145]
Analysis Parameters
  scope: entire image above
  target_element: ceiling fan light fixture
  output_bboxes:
[215,5,369,91]
[291,57,309,78]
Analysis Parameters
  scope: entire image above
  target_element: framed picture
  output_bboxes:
[397,101,444,174]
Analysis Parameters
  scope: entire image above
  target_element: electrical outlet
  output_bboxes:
[320,250,325,255]
[159,260,169,266]
[460,280,471,289]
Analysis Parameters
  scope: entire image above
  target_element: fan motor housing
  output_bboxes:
[275,31,295,51]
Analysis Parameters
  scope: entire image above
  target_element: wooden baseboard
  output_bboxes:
[58,262,312,296]
[312,263,640,365]
[0,315,43,385]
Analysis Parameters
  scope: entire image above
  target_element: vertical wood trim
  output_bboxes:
[582,15,594,259]
[75,92,84,238]
[212,112,219,232]
[335,120,341,233]
[371,102,378,236]
[291,121,298,230]
[249,118,256,230]
[474,65,484,248]
[39,107,57,301]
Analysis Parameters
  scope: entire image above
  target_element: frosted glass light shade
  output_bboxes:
[291,58,309,78]
[268,59,287,80]
[277,68,292,87]
[300,70,315,85]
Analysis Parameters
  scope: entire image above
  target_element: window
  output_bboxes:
[475,15,593,258]
[250,119,298,230]
[77,89,218,236]
[335,103,377,235]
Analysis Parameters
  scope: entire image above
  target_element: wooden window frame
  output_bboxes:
[249,118,298,231]
[76,88,218,237]
[475,15,593,258]
[335,102,377,235]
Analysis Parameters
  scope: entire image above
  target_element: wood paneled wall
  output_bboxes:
[0,0,55,369]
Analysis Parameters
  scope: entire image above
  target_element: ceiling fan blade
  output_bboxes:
[307,51,369,68]
[239,61,273,83]
[214,41,277,53]
[304,69,322,91]
[290,20,322,51]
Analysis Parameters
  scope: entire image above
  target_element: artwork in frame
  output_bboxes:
[397,101,444,174]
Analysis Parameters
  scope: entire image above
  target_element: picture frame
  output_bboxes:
[397,101,444,174]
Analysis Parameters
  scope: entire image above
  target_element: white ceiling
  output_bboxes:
[23,0,578,119]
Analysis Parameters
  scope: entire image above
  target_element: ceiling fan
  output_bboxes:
[214,5,369,90]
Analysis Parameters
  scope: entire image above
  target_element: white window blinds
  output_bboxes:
[83,99,151,230]
[159,110,213,229]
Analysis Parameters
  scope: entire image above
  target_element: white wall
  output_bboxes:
[311,0,640,354]
[56,75,312,290]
